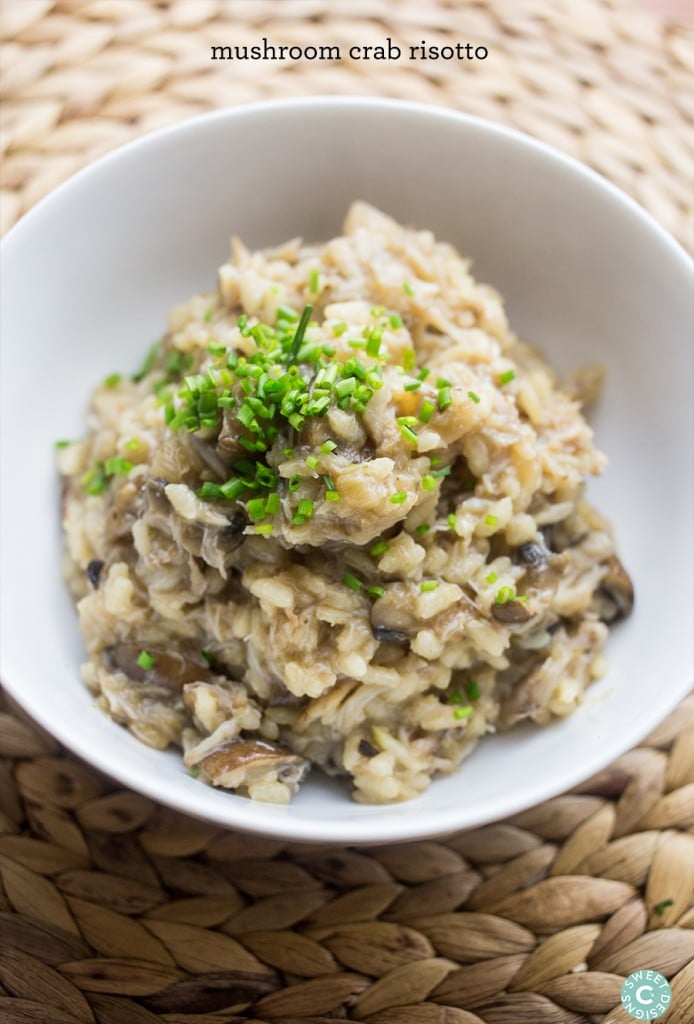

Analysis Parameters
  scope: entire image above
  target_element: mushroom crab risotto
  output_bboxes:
[58,203,633,804]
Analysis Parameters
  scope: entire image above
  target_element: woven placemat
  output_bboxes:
[1,1,693,1022]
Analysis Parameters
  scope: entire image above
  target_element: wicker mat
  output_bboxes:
[1,1,693,1022]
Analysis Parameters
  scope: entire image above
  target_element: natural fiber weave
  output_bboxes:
[1,1,693,1020]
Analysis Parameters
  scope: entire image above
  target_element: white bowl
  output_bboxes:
[2,98,692,844]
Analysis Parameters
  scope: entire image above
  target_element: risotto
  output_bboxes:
[57,203,633,804]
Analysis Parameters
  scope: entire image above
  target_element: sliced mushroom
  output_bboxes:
[358,738,380,758]
[517,541,549,569]
[373,625,410,644]
[491,600,533,624]
[592,555,634,623]
[216,407,251,459]
[108,645,215,690]
[196,738,309,793]
[86,560,105,588]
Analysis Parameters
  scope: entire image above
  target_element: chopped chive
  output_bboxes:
[448,513,457,529]
[399,424,418,445]
[292,513,306,526]
[198,481,223,499]
[283,447,295,459]
[323,475,335,490]
[467,390,481,404]
[343,573,362,591]
[288,474,302,493]
[484,514,498,526]
[201,650,214,665]
[265,492,280,515]
[276,304,298,322]
[305,455,319,470]
[255,523,274,535]
[103,457,132,476]
[436,378,452,388]
[499,369,516,385]
[103,373,122,388]
[433,465,452,478]
[203,308,214,322]
[465,679,481,701]
[421,580,438,593]
[388,313,403,329]
[325,490,340,501]
[415,523,430,535]
[417,368,430,381]
[403,349,416,371]
[82,463,109,495]
[137,650,155,670]
[288,304,313,364]
[247,497,267,521]
[332,322,348,337]
[132,342,158,382]
[367,585,385,599]
[124,438,141,451]
[449,691,463,704]
[430,455,442,467]
[495,585,517,605]
[369,541,389,557]
[402,281,415,296]
[54,440,71,449]
[309,268,320,294]
[454,705,474,720]
[390,491,407,504]
[320,439,337,453]
[207,341,226,355]
[654,898,674,915]
[297,499,314,518]
[437,386,452,411]
[485,571,498,584]
[219,478,246,501]
[422,475,436,491]
[419,399,435,424]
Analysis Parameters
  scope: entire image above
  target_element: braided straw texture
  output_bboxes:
[1,1,693,1021]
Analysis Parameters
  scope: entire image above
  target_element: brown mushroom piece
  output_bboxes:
[197,738,309,793]
[592,554,634,623]
[108,645,215,691]
[491,600,533,624]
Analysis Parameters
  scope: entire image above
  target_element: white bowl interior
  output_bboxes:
[2,99,692,843]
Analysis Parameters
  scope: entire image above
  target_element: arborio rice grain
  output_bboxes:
[58,203,633,804]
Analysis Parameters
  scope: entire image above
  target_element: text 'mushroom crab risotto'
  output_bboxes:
[57,203,634,804]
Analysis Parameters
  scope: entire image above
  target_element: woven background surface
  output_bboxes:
[1,1,693,1022]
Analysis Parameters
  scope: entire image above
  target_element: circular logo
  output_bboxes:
[621,970,672,1020]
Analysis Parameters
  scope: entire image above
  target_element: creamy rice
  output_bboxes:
[57,203,633,804]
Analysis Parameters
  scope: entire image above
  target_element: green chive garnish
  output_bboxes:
[137,650,155,670]
[343,573,362,591]
[421,580,438,592]
[499,370,516,385]
[465,680,481,701]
